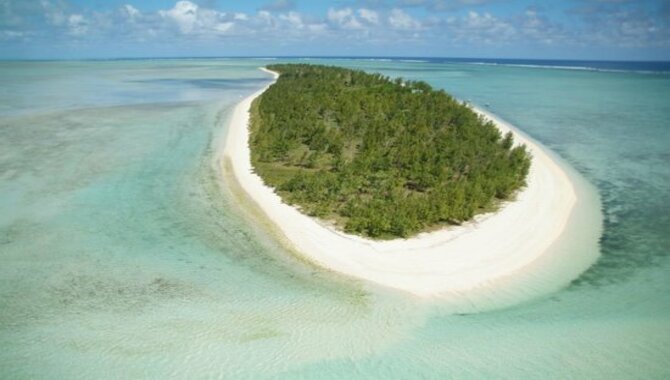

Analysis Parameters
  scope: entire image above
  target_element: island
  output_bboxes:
[249,64,531,238]
[219,64,592,299]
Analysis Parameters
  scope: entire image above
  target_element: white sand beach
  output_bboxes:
[219,67,586,298]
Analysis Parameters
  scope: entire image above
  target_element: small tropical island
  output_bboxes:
[249,64,531,238]
[221,64,591,297]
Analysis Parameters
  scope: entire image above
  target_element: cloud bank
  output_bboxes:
[0,0,668,59]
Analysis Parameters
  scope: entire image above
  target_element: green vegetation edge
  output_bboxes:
[249,64,531,239]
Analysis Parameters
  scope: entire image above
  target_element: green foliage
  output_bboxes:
[249,64,531,239]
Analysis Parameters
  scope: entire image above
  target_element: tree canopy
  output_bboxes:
[249,64,531,239]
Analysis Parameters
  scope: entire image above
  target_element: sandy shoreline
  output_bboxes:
[219,67,593,298]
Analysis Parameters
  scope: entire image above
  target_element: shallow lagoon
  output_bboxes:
[1,59,668,378]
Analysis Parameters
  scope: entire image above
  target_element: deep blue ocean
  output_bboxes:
[0,57,668,378]
[272,57,670,73]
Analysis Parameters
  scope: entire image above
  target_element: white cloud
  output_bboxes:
[327,8,363,30]
[279,11,303,29]
[440,9,571,46]
[358,9,379,25]
[67,14,88,36]
[258,10,273,25]
[159,1,198,34]
[518,9,563,45]
[247,8,326,37]
[0,30,25,40]
[465,11,498,28]
[158,1,235,35]
[122,4,140,19]
[443,11,515,44]
[388,9,421,30]
[308,23,328,33]
[582,10,670,47]
[327,8,350,23]
[41,0,66,26]
[2,0,668,57]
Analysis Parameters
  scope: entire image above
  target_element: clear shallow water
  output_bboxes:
[1,58,668,378]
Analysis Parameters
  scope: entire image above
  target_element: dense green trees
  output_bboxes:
[249,64,531,238]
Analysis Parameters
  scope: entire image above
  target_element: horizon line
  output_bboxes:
[1,55,670,63]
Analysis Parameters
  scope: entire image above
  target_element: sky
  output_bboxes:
[1,0,669,60]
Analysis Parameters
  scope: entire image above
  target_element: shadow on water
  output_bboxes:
[570,176,670,288]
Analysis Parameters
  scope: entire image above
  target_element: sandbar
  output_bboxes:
[218,67,599,299]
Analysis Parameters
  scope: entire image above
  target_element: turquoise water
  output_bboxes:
[1,59,668,378]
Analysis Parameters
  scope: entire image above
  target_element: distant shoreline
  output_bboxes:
[5,57,668,75]
[218,67,601,300]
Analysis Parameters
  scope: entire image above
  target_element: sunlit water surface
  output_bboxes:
[0,59,668,378]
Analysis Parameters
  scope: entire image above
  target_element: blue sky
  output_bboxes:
[1,0,669,60]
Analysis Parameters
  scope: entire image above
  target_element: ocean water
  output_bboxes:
[0,58,668,378]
